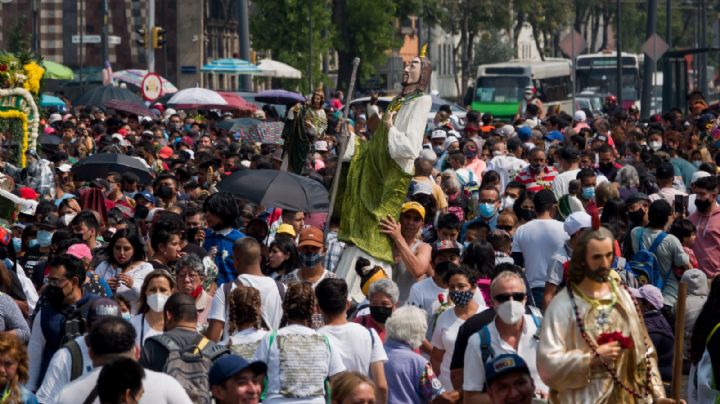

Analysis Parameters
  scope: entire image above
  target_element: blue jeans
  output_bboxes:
[531,287,544,311]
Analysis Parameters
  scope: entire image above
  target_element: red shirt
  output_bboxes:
[514,165,558,193]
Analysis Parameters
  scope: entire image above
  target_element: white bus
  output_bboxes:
[575,51,641,109]
[468,59,573,120]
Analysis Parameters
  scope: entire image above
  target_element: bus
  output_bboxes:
[468,59,573,120]
[575,51,641,110]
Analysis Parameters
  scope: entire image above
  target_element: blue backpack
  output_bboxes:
[628,228,670,290]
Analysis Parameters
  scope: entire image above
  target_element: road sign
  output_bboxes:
[71,35,101,44]
[141,73,163,101]
[559,31,586,59]
[642,33,669,61]
[109,35,122,45]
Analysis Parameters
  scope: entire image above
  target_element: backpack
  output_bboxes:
[155,334,228,404]
[477,311,541,364]
[65,339,84,382]
[628,228,670,290]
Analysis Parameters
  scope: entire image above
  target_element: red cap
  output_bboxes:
[118,128,128,137]
[158,146,173,160]
[18,187,38,200]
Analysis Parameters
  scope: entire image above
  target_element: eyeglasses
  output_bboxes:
[497,225,514,232]
[492,292,526,303]
[45,277,68,287]
[176,272,200,281]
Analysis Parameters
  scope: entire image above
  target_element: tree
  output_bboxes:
[474,31,515,67]
[250,0,334,93]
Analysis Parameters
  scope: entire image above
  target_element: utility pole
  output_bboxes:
[308,0,313,92]
[700,0,708,95]
[79,0,85,92]
[147,0,155,72]
[662,0,672,112]
[238,0,251,91]
[101,0,109,65]
[615,0,622,107]
[31,0,39,53]
[640,0,656,119]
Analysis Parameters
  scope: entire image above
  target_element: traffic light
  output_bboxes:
[152,27,167,49]
[135,28,148,48]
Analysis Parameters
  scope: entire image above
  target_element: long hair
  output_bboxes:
[282,282,315,327]
[228,284,262,333]
[0,334,29,403]
[691,277,720,364]
[264,237,299,277]
[136,269,176,315]
[567,226,615,285]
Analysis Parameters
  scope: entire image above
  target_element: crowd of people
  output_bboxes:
[0,84,719,404]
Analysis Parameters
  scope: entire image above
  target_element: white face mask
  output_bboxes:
[502,196,516,210]
[60,213,77,227]
[496,300,525,325]
[146,293,169,313]
[649,141,662,151]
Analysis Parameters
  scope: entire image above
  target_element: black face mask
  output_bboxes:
[627,209,645,227]
[695,197,713,213]
[369,306,393,324]
[519,208,536,222]
[598,162,614,173]
[44,285,67,309]
[156,185,174,200]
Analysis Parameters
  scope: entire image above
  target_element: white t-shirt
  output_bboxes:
[253,324,345,403]
[228,327,269,360]
[95,261,154,313]
[487,154,528,191]
[462,314,548,396]
[512,219,568,289]
[131,313,162,346]
[37,335,92,403]
[208,274,283,343]
[551,168,581,198]
[430,305,484,391]
[318,323,387,375]
[53,366,192,404]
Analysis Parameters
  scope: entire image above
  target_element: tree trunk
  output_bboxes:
[600,3,610,51]
[590,6,600,52]
[513,12,525,50]
[531,21,545,60]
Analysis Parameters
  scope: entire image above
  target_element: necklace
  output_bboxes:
[567,279,653,400]
[386,90,423,114]
[571,282,618,328]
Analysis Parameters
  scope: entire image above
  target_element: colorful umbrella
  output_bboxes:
[112,69,178,94]
[217,92,258,113]
[167,87,228,110]
[255,89,305,105]
[201,58,261,74]
[42,60,74,80]
[40,94,67,109]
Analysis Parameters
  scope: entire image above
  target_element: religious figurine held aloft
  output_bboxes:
[281,87,327,175]
[335,47,433,302]
[537,224,681,404]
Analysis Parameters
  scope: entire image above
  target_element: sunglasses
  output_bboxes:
[493,292,526,303]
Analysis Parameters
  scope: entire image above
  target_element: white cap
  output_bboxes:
[444,136,459,149]
[314,140,329,152]
[431,129,447,140]
[573,110,587,122]
[163,108,177,118]
[19,199,38,216]
[57,163,72,173]
[419,148,437,162]
[691,170,711,184]
[564,211,592,236]
[48,113,62,124]
[496,124,515,137]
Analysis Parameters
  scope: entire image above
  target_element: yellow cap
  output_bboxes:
[401,201,426,220]
[361,267,389,296]
[276,223,296,237]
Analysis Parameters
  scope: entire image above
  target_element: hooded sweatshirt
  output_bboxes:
[680,269,709,360]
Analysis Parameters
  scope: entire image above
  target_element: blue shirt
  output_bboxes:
[203,227,245,284]
[384,339,444,404]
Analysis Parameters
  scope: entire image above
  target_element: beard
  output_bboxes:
[585,266,611,283]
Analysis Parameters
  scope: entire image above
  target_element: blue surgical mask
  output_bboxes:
[582,186,595,200]
[123,191,137,199]
[184,124,192,132]
[36,230,53,248]
[28,239,39,249]
[693,160,703,168]
[12,237,21,252]
[122,312,132,321]
[479,203,496,219]
[299,251,324,268]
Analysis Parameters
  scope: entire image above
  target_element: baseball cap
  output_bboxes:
[134,191,155,204]
[57,163,72,173]
[431,129,448,140]
[485,353,530,386]
[655,162,675,180]
[691,170,711,185]
[48,113,62,124]
[626,192,650,205]
[431,240,461,259]
[19,199,38,216]
[573,110,587,122]
[495,124,515,138]
[563,211,591,236]
[209,355,267,387]
[18,187,38,201]
[517,126,532,141]
[298,227,324,248]
[158,146,174,160]
[545,130,564,142]
[401,201,426,220]
[67,243,92,261]
[276,223,296,238]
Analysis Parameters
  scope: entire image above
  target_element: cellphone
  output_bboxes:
[186,227,199,243]
[674,194,688,216]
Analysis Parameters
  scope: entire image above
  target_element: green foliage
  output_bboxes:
[474,31,515,66]
[0,116,24,166]
[250,0,334,93]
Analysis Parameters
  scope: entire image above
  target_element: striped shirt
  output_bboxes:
[514,165,559,193]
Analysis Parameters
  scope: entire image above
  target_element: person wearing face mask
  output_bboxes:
[543,211,591,310]
[622,192,651,255]
[516,86,545,121]
[140,292,227,373]
[354,279,399,343]
[649,161,687,207]
[462,271,548,402]
[513,148,558,194]
[430,265,483,391]
[596,144,622,183]
[647,132,664,153]
[538,226,668,403]
[501,181,524,212]
[463,140,485,180]
[689,175,720,277]
[27,254,99,392]
[576,168,598,212]
[20,213,58,282]
[130,270,176,347]
[279,227,336,288]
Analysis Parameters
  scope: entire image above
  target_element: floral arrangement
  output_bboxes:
[22,62,44,95]
[597,331,634,349]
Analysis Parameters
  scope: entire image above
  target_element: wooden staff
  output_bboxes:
[672,281,687,400]
[324,57,360,237]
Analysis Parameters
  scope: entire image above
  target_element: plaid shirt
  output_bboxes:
[514,165,558,193]
[324,231,347,273]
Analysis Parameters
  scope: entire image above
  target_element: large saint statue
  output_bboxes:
[537,225,677,403]
[282,87,327,174]
[335,50,432,302]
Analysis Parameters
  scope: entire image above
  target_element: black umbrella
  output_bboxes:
[38,134,61,147]
[74,85,145,108]
[71,153,154,184]
[218,169,329,212]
